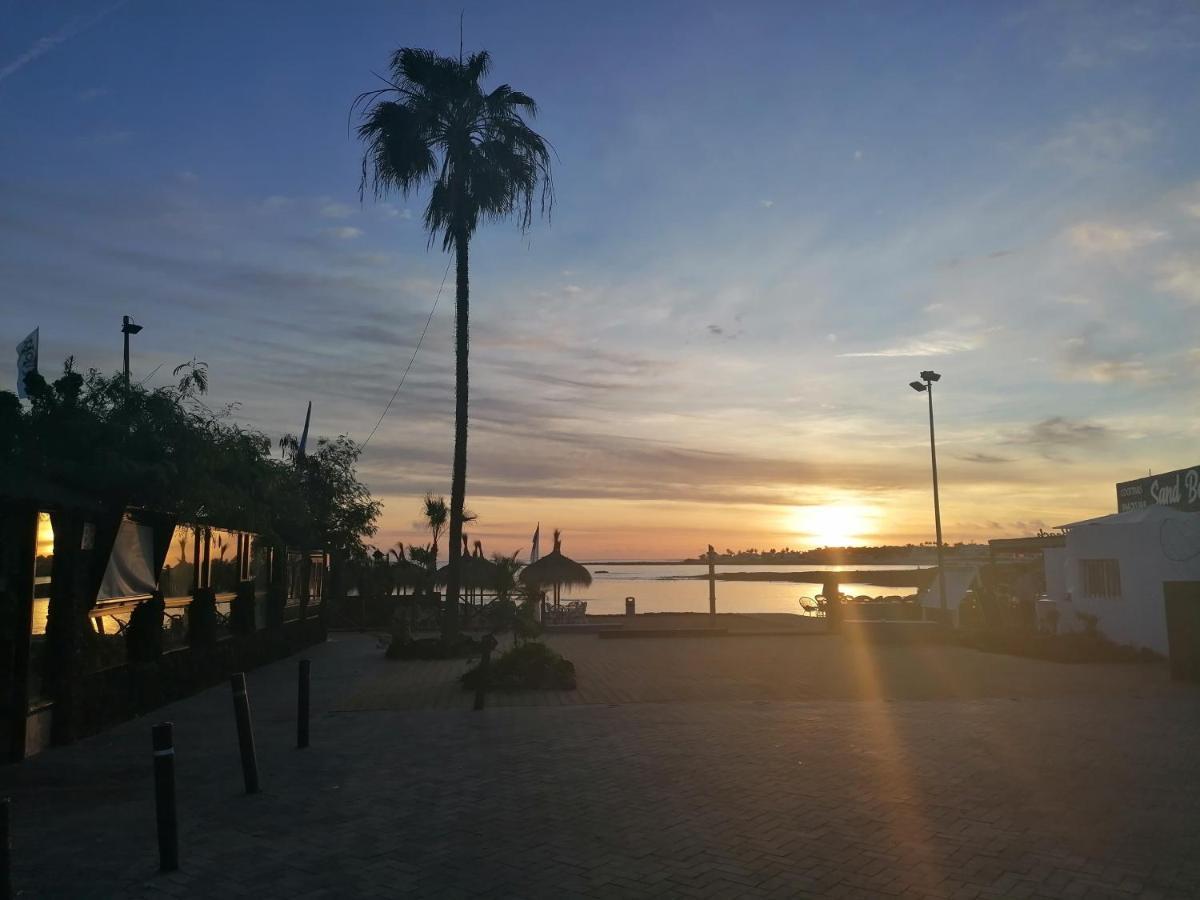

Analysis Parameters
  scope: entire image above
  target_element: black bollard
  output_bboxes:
[151,723,179,872]
[230,673,260,794]
[297,659,311,749]
[473,634,498,711]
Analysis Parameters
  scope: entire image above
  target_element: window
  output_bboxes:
[1080,559,1121,600]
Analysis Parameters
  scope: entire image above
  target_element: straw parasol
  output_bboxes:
[438,537,501,597]
[389,543,424,592]
[519,530,592,609]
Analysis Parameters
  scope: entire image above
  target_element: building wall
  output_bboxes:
[1043,547,1067,602]
[1062,520,1200,655]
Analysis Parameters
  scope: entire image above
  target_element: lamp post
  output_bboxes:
[910,370,948,625]
[121,315,143,395]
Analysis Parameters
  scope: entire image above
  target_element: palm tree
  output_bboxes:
[422,492,448,570]
[356,48,553,638]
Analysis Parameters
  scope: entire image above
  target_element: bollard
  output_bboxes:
[625,596,636,618]
[297,659,311,749]
[151,723,179,872]
[230,673,260,794]
[473,634,498,711]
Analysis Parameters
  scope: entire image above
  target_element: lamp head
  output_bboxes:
[909,381,927,392]
[121,316,143,335]
[920,370,941,382]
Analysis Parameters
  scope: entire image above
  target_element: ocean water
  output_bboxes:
[559,563,924,616]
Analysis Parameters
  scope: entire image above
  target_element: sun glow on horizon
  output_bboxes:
[785,503,877,548]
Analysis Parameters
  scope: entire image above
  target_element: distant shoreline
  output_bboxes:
[585,559,941,567]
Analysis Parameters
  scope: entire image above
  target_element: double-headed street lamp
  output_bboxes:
[121,315,143,394]
[910,370,948,624]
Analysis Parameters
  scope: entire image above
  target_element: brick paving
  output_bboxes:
[3,631,1200,898]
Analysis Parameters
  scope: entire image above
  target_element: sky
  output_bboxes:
[2,1,1199,560]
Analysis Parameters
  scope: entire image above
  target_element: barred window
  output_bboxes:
[1080,559,1121,599]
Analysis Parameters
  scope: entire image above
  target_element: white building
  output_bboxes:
[1055,505,1200,656]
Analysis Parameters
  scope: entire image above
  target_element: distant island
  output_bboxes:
[587,544,989,567]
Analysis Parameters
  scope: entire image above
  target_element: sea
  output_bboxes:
[563,563,925,615]
[30,563,928,633]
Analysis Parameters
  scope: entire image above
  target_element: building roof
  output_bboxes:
[1058,505,1200,530]
[988,535,1066,553]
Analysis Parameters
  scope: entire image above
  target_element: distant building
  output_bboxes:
[1057,504,1200,656]
[990,463,1200,668]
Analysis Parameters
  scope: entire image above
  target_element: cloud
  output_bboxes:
[1059,329,1154,383]
[1155,257,1200,304]
[838,329,983,358]
[0,1,129,86]
[324,226,363,240]
[1041,113,1153,171]
[320,202,354,219]
[759,199,774,208]
[1003,416,1111,459]
[258,195,291,212]
[564,284,584,295]
[77,86,110,102]
[959,452,1013,465]
[1066,222,1167,254]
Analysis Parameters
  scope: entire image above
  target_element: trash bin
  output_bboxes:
[625,596,636,617]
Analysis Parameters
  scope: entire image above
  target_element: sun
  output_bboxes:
[786,503,874,548]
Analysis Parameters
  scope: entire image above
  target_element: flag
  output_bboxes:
[530,523,540,564]
[297,401,312,459]
[16,327,38,400]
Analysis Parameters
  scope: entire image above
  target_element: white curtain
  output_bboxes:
[97,518,157,601]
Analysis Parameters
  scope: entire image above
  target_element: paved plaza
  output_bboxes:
[3,630,1200,898]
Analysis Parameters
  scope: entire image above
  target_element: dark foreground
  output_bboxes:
[3,632,1199,898]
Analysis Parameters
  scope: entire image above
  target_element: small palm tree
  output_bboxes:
[422,492,448,569]
[356,47,553,638]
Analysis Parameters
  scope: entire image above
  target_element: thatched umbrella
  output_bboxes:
[438,537,501,602]
[389,543,424,593]
[519,530,592,609]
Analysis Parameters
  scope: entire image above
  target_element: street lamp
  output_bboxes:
[910,370,948,625]
[121,315,143,393]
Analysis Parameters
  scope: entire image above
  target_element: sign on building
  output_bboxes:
[1117,464,1200,513]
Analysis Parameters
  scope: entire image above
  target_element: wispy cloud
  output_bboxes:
[1041,113,1153,171]
[0,1,129,87]
[324,226,363,240]
[1059,328,1155,384]
[1066,221,1167,254]
[1003,416,1111,460]
[838,330,983,358]
[1156,257,1200,304]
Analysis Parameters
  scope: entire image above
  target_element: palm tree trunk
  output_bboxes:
[443,231,470,640]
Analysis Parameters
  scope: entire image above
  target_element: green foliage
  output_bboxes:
[280,432,381,555]
[0,358,380,553]
[460,640,575,691]
[354,48,554,251]
[125,594,165,663]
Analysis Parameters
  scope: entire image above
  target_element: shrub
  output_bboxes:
[125,594,165,663]
[460,640,576,691]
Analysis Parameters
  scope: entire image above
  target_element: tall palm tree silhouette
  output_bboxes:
[356,47,553,637]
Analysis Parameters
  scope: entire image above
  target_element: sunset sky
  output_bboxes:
[3,1,1199,559]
